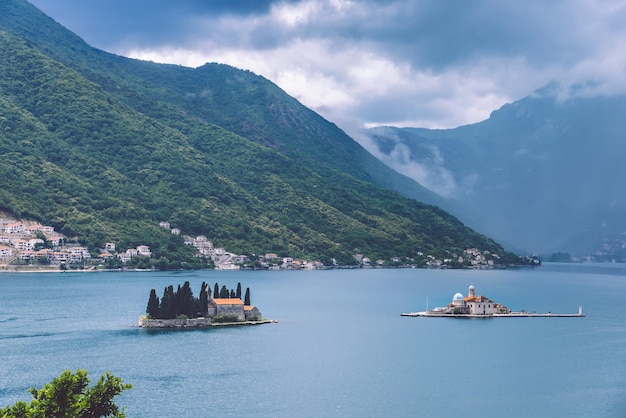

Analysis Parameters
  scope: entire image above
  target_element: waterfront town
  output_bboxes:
[0,215,529,271]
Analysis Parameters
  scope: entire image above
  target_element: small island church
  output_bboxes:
[447,285,511,315]
[207,297,262,321]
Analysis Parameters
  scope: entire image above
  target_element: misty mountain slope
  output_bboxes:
[0,0,524,264]
[366,91,626,255]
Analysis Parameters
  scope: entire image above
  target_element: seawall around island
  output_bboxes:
[401,311,585,318]
[138,317,276,328]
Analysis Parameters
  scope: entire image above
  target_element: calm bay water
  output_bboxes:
[1,264,625,417]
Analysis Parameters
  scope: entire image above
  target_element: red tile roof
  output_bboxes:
[464,295,494,303]
[212,298,244,305]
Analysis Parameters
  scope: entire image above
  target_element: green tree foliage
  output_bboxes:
[244,287,251,306]
[34,231,53,250]
[211,314,241,323]
[236,282,242,299]
[0,369,132,418]
[219,285,229,298]
[105,257,124,270]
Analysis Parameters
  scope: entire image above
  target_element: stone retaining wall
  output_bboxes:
[138,317,212,328]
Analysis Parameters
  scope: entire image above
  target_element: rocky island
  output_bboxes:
[138,281,274,328]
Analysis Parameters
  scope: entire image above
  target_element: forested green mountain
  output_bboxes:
[0,0,523,265]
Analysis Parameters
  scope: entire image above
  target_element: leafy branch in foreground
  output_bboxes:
[1,369,132,418]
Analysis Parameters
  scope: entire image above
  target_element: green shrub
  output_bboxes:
[212,314,241,323]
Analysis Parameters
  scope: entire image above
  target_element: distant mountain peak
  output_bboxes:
[366,91,626,256]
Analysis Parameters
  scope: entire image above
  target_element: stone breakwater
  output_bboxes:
[138,317,277,328]
[138,317,212,328]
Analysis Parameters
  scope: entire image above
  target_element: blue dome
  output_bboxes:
[453,292,464,301]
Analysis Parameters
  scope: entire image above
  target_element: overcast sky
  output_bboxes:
[29,0,626,132]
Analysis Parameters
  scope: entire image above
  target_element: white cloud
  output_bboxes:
[115,0,626,198]
[272,0,322,27]
[117,0,626,132]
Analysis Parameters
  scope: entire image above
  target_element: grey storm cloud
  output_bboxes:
[28,0,626,131]
[30,0,286,47]
[283,0,612,72]
[32,0,603,68]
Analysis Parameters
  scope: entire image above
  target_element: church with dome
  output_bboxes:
[438,285,510,316]
[402,284,584,318]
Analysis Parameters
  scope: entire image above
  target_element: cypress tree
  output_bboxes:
[172,284,182,317]
[180,281,194,318]
[160,285,175,319]
[244,287,251,306]
[214,283,219,299]
[146,289,160,318]
[220,285,229,298]
[199,282,208,316]
[236,282,242,299]
[230,289,236,298]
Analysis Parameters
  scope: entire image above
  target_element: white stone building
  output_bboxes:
[207,298,246,321]
[0,244,13,259]
[445,285,510,315]
[136,245,151,257]
[206,297,262,321]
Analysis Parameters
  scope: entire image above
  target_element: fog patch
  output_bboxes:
[353,128,459,198]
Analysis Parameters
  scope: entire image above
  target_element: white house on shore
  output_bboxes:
[0,244,14,259]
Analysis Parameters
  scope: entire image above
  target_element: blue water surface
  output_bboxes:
[1,264,625,417]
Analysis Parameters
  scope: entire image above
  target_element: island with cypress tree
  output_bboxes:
[138,281,272,328]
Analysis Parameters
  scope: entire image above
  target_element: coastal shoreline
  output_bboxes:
[0,266,160,273]
[0,264,539,274]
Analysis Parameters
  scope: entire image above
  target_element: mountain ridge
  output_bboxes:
[366,90,626,256]
[0,0,446,208]
[0,0,525,266]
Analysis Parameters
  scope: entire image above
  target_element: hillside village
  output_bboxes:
[0,215,532,271]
